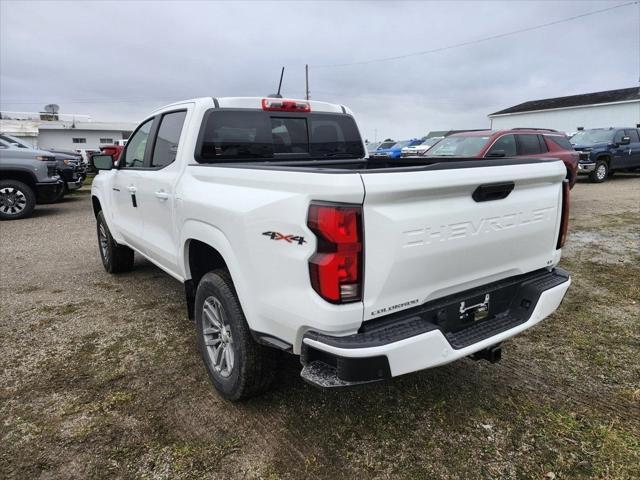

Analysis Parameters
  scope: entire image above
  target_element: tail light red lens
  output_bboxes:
[307,203,363,303]
[261,98,311,112]
[557,179,570,249]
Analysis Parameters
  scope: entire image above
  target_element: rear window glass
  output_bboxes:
[198,110,364,162]
[426,136,490,157]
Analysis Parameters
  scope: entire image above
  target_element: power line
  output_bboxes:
[314,1,638,68]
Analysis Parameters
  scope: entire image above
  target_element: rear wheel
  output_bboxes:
[0,180,36,220]
[195,270,277,401]
[589,160,609,183]
[96,211,134,273]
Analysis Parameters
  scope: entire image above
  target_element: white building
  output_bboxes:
[0,113,135,151]
[488,87,640,134]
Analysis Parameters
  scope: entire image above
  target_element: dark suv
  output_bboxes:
[570,128,640,183]
[425,128,579,188]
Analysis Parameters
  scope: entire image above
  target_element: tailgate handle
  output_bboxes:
[472,182,514,202]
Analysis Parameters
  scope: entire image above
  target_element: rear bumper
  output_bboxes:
[301,268,570,387]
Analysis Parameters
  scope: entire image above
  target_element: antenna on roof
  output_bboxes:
[268,67,285,98]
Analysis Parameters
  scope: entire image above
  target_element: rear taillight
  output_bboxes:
[261,98,311,112]
[307,203,363,303]
[557,180,570,249]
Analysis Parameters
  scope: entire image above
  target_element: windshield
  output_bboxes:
[392,140,412,149]
[198,111,365,162]
[377,141,396,150]
[570,130,614,145]
[421,137,443,147]
[426,135,490,157]
[0,134,29,148]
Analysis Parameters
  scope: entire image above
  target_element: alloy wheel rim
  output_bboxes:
[202,296,234,378]
[0,187,27,215]
[98,223,110,262]
[596,164,606,180]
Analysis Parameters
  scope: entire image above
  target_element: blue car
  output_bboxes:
[371,138,422,159]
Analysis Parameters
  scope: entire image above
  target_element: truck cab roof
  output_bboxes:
[150,97,352,116]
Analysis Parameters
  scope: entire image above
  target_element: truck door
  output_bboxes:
[624,129,640,167]
[134,109,188,275]
[610,130,628,169]
[110,118,154,249]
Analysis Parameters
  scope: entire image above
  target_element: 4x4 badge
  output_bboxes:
[262,231,306,245]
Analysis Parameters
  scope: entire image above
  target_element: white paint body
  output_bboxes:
[93,97,569,377]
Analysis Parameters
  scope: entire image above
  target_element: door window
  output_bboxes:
[121,119,153,168]
[516,134,544,155]
[613,130,625,143]
[624,129,640,143]
[486,135,516,157]
[151,111,187,167]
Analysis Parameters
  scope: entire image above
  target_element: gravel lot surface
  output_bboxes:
[1,174,639,479]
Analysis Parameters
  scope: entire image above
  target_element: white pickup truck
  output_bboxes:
[91,97,571,400]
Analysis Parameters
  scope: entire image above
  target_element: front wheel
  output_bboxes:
[96,211,134,273]
[195,270,277,401]
[0,180,36,220]
[589,160,609,183]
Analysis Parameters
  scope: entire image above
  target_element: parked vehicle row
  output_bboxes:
[0,134,86,219]
[424,128,579,188]
[370,126,640,185]
[570,127,640,183]
[91,96,571,401]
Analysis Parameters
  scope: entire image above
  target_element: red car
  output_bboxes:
[425,128,578,188]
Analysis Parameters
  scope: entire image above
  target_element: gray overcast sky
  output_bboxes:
[1,0,638,140]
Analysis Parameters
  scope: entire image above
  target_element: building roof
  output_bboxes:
[489,87,640,116]
[38,121,136,132]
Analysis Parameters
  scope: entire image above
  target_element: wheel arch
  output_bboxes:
[0,170,38,189]
[91,195,102,217]
[181,220,251,323]
[595,153,612,164]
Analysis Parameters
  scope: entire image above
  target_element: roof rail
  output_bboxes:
[510,128,559,132]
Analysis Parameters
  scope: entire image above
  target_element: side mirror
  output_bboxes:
[620,136,631,145]
[93,154,114,170]
[486,149,506,158]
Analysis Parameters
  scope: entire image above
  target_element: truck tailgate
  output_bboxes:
[360,160,566,320]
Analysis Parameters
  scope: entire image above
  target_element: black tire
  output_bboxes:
[0,180,36,220]
[195,270,277,401]
[96,211,134,273]
[589,160,609,183]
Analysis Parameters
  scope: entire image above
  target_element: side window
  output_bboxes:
[121,119,153,168]
[537,135,548,153]
[486,135,516,157]
[625,129,640,143]
[152,111,187,167]
[516,134,543,155]
[613,130,625,143]
[546,135,574,151]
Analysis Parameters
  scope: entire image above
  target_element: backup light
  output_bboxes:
[261,98,311,112]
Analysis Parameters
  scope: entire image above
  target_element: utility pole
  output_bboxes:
[305,64,310,100]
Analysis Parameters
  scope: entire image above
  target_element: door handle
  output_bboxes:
[127,186,137,194]
[472,182,514,202]
[155,190,171,201]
